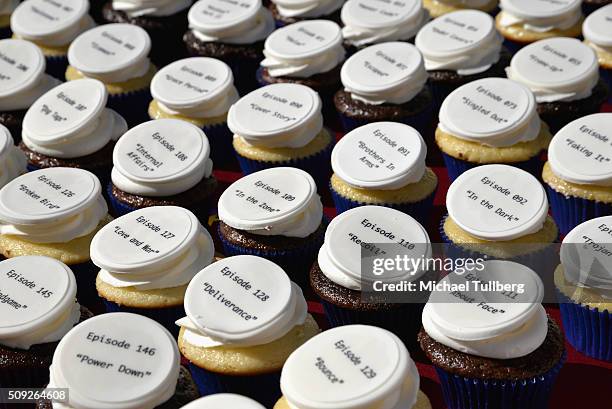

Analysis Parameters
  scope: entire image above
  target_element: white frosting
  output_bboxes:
[318,206,431,290]
[177,255,308,347]
[423,260,547,359]
[10,0,94,47]
[438,77,541,147]
[583,4,612,53]
[49,313,180,409]
[68,24,152,84]
[112,0,192,17]
[415,10,503,75]
[272,0,344,18]
[0,125,27,189]
[281,325,420,409]
[0,168,108,243]
[261,20,346,78]
[332,122,427,190]
[0,0,19,16]
[341,42,428,105]
[21,79,127,159]
[227,83,323,148]
[0,256,80,350]
[506,37,600,103]
[188,0,275,45]
[341,0,429,47]
[446,165,548,241]
[548,113,612,187]
[180,394,266,409]
[218,167,323,238]
[0,39,61,112]
[151,57,239,119]
[111,119,213,197]
[498,0,582,33]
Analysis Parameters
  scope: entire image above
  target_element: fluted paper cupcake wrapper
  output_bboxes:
[556,289,611,361]
[102,299,184,338]
[45,55,68,81]
[201,121,237,169]
[187,362,281,408]
[545,185,612,236]
[441,152,543,183]
[434,352,566,409]
[107,87,152,128]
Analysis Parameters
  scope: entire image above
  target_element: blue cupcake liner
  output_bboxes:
[107,88,152,128]
[201,120,237,169]
[45,54,68,81]
[441,152,543,183]
[102,299,184,338]
[434,352,566,409]
[556,289,611,361]
[187,362,281,408]
[545,184,612,236]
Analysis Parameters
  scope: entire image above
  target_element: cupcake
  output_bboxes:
[0,0,17,38]
[184,0,275,95]
[0,124,27,188]
[557,216,612,361]
[257,20,346,123]
[275,325,433,409]
[66,23,155,127]
[340,0,430,53]
[436,77,551,181]
[101,0,191,66]
[334,42,433,135]
[311,205,431,348]
[36,312,199,409]
[268,0,344,27]
[505,37,608,134]
[496,0,583,53]
[181,394,266,409]
[0,256,90,388]
[583,3,612,103]
[108,118,218,223]
[0,39,61,143]
[330,122,437,225]
[149,57,239,168]
[19,78,127,188]
[177,255,320,407]
[423,0,498,18]
[415,9,509,109]
[419,260,566,409]
[543,113,612,236]
[91,206,215,335]
[0,167,112,305]
[217,167,325,289]
[228,83,334,187]
[10,0,95,79]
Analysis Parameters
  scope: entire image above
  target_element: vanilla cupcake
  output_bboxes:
[181,394,266,409]
[275,325,432,409]
[66,23,155,126]
[543,113,612,235]
[334,42,433,135]
[496,0,583,52]
[19,78,127,187]
[436,77,551,181]
[149,57,239,168]
[0,256,90,388]
[584,3,612,103]
[177,255,320,407]
[10,0,95,79]
[228,84,334,186]
[423,0,498,18]
[217,167,325,289]
[0,168,112,305]
[506,37,608,134]
[268,0,344,27]
[0,39,61,143]
[0,124,27,188]
[330,122,437,225]
[340,0,430,53]
[415,9,508,108]
[184,0,275,95]
[0,0,18,38]
[92,206,215,335]
[108,119,218,223]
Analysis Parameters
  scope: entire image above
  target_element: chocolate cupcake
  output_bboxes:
[267,0,344,27]
[334,42,433,135]
[108,119,218,224]
[584,4,612,103]
[0,0,17,38]
[184,0,275,95]
[10,0,95,79]
[0,39,61,144]
[0,124,27,189]
[415,10,509,109]
[101,0,192,66]
[182,394,266,409]
[0,256,90,388]
[19,78,127,188]
[506,37,608,134]
[419,260,566,409]
[423,0,498,18]
[257,20,346,123]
